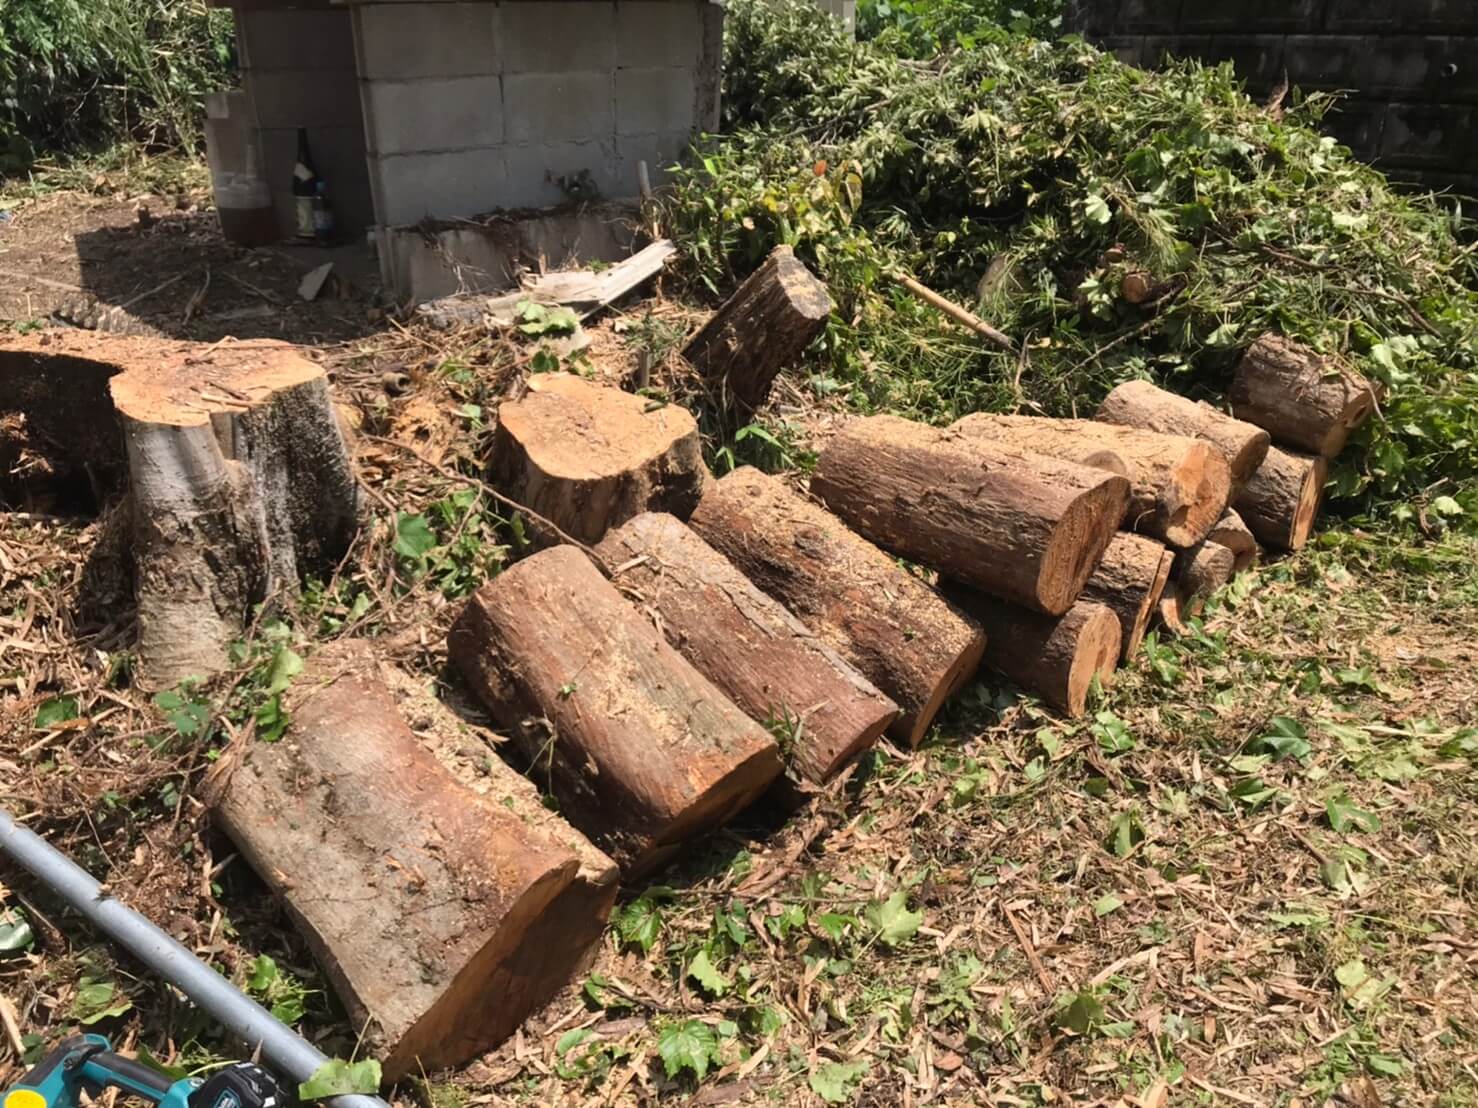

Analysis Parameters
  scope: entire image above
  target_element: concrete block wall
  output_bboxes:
[353,0,724,228]
[1067,0,1478,194]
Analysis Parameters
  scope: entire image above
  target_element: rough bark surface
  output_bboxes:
[1077,532,1174,662]
[1229,333,1377,457]
[942,587,1121,717]
[207,641,613,1081]
[449,544,782,876]
[682,245,832,410]
[492,373,707,543]
[688,467,985,748]
[812,415,1130,614]
[594,512,899,784]
[1096,379,1271,491]
[1206,509,1258,573]
[1173,540,1238,618]
[1234,445,1328,552]
[951,413,1230,547]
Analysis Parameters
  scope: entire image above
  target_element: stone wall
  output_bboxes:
[1067,0,1478,195]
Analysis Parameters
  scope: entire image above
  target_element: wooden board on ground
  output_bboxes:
[1233,445,1328,552]
[1077,532,1174,662]
[688,467,985,748]
[595,512,899,784]
[450,544,782,875]
[491,372,707,543]
[1229,333,1377,457]
[951,412,1230,547]
[206,641,616,1081]
[812,415,1130,614]
[1096,379,1270,492]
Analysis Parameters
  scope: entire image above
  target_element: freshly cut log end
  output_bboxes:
[1173,540,1237,619]
[449,544,782,876]
[491,373,708,543]
[683,245,832,411]
[1157,594,1188,637]
[943,587,1121,718]
[206,641,614,1081]
[1229,333,1378,458]
[1233,446,1328,552]
[688,467,985,748]
[1077,532,1174,662]
[1096,379,1270,492]
[812,415,1131,615]
[594,512,899,784]
[1206,509,1258,573]
[951,412,1230,547]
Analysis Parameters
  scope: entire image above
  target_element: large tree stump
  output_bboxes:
[1096,380,1270,492]
[811,415,1130,615]
[1172,539,1238,619]
[449,544,782,875]
[1077,533,1174,662]
[688,467,985,747]
[682,245,832,411]
[1229,334,1377,457]
[951,413,1230,547]
[941,587,1121,717]
[491,373,707,543]
[1233,445,1327,552]
[594,512,899,784]
[1206,509,1258,573]
[206,641,616,1081]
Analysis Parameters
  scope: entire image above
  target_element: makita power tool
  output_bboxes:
[4,1034,284,1108]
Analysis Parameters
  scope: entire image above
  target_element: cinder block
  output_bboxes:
[1141,34,1210,67]
[373,147,508,224]
[1323,99,1387,160]
[1115,0,1182,34]
[1380,101,1471,168]
[261,124,373,234]
[1322,0,1399,33]
[241,8,357,72]
[1288,35,1478,102]
[498,1,615,73]
[614,128,694,189]
[615,0,704,66]
[249,69,363,129]
[1180,0,1320,32]
[504,71,614,144]
[1097,35,1146,66]
[356,4,498,80]
[1200,36,1287,95]
[501,139,620,208]
[1400,0,1478,34]
[1068,0,1123,37]
[697,1,723,131]
[616,67,697,135]
[366,76,504,155]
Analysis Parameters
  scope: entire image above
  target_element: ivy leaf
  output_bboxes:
[1326,791,1381,834]
[657,1019,719,1081]
[866,891,922,947]
[1093,893,1123,917]
[153,688,210,738]
[298,1058,382,1100]
[34,695,79,729]
[686,949,730,997]
[393,512,437,561]
[1057,989,1105,1035]
[1083,193,1111,224]
[1366,1053,1405,1077]
[0,913,34,956]
[264,647,304,697]
[809,1059,870,1103]
[1246,716,1312,761]
[69,977,132,1024]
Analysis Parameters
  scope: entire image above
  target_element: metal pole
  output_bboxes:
[0,808,389,1108]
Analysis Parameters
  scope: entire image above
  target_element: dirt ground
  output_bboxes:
[2,167,1476,1108]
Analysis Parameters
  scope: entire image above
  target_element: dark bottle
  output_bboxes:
[292,128,319,241]
[312,179,336,243]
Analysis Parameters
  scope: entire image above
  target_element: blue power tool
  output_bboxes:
[3,1034,284,1108]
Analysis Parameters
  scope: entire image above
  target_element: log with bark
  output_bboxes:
[1172,539,1237,619]
[449,544,782,875]
[1077,532,1174,662]
[1228,333,1377,457]
[1233,445,1328,552]
[688,467,985,747]
[491,373,707,543]
[811,415,1130,614]
[1205,509,1258,573]
[594,512,899,784]
[941,587,1121,717]
[1096,379,1270,492]
[682,245,832,411]
[206,641,617,1081]
[950,413,1230,547]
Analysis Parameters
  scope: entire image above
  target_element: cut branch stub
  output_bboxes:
[682,245,832,411]
[1233,445,1328,552]
[1096,379,1270,492]
[206,641,615,1081]
[492,372,707,543]
[812,415,1130,614]
[1229,333,1377,457]
[1076,532,1174,662]
[951,412,1230,547]
[595,512,899,784]
[449,544,782,876]
[688,467,984,748]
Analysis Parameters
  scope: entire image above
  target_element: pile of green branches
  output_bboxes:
[664,0,1478,528]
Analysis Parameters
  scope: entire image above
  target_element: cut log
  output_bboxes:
[1077,533,1174,662]
[941,587,1121,717]
[594,512,899,784]
[811,415,1130,615]
[1157,593,1188,637]
[1096,379,1270,492]
[206,641,616,1081]
[1228,333,1377,457]
[688,467,985,747]
[682,245,832,411]
[1233,445,1327,552]
[1172,539,1237,619]
[951,413,1230,547]
[449,544,782,875]
[1206,509,1258,573]
[491,372,707,543]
